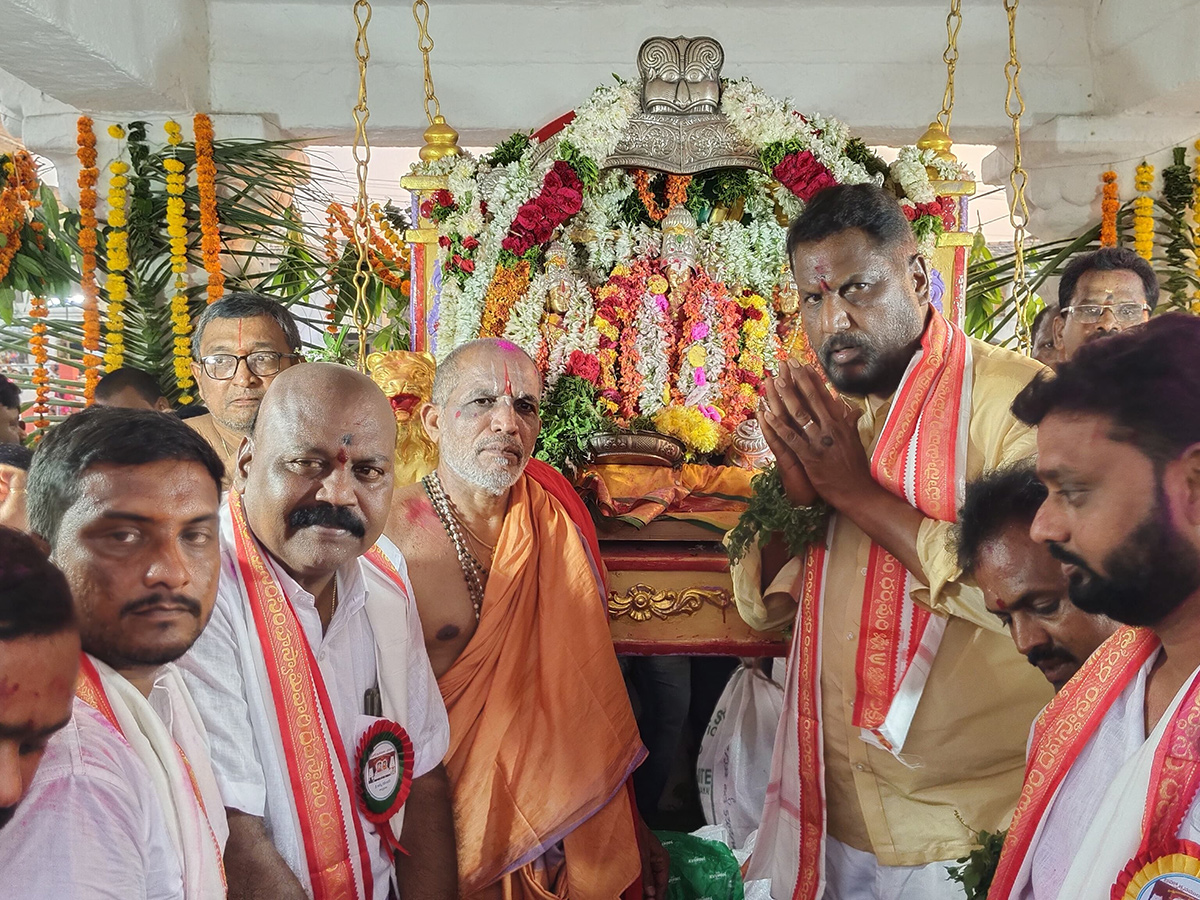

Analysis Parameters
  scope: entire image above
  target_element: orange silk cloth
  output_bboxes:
[578,463,754,533]
[438,473,646,899]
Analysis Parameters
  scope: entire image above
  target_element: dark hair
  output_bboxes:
[192,291,301,360]
[95,366,168,407]
[1057,247,1159,310]
[955,462,1048,576]
[0,443,33,471]
[1031,304,1058,340]
[27,407,225,546]
[786,183,915,262]
[1013,313,1200,464]
[0,526,75,641]
[0,374,19,411]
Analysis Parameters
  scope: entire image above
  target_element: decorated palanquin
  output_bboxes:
[395,35,975,655]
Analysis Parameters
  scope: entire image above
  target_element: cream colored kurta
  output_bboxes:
[734,338,1054,867]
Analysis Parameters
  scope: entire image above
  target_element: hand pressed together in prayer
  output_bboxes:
[760,359,871,509]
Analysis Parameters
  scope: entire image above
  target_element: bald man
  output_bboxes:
[384,339,668,900]
[178,363,455,900]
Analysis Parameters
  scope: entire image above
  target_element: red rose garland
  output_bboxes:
[773,150,837,202]
[502,161,583,257]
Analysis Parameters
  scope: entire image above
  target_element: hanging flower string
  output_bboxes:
[1133,160,1155,261]
[103,124,130,372]
[1193,140,1200,313]
[324,201,347,332]
[479,260,531,337]
[633,170,691,222]
[163,120,194,403]
[1100,171,1120,248]
[194,113,224,303]
[28,294,51,431]
[76,117,102,402]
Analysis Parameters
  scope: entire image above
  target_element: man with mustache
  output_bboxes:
[988,314,1200,900]
[4,407,228,898]
[179,363,455,900]
[954,463,1117,692]
[0,527,78,832]
[384,338,670,900]
[730,184,1052,900]
[1051,246,1156,361]
[187,292,304,488]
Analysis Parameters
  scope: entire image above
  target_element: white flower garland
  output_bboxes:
[545,281,599,388]
[555,79,640,162]
[632,288,672,415]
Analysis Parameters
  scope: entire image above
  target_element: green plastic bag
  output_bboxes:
[656,831,745,900]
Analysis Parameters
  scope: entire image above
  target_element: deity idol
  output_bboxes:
[661,204,699,311]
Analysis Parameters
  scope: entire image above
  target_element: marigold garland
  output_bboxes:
[478,260,531,338]
[633,170,692,222]
[28,293,51,430]
[76,117,102,402]
[324,201,348,332]
[1100,171,1120,248]
[1133,161,1155,262]
[194,113,224,303]
[0,153,35,282]
[103,125,129,372]
[162,120,194,403]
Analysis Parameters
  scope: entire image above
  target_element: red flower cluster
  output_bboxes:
[564,350,601,385]
[502,161,583,257]
[902,196,957,230]
[773,150,837,202]
[439,232,481,281]
[421,189,456,224]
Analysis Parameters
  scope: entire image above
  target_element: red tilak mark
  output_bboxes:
[336,449,349,465]
[454,411,461,419]
[502,362,513,398]
[819,279,833,294]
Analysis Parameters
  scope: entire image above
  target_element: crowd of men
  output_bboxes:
[0,182,1188,900]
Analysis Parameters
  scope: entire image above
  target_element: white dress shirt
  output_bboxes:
[180,522,450,900]
[0,700,182,900]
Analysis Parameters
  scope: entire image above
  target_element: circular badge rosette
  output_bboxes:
[1113,840,1200,900]
[355,719,414,851]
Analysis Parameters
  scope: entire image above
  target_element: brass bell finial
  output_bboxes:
[419,115,462,162]
[917,120,958,170]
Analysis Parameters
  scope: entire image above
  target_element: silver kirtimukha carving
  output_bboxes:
[603,35,760,175]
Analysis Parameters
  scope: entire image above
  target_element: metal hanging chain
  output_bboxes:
[1003,0,1033,354]
[349,0,374,370]
[937,0,963,133]
[413,0,441,126]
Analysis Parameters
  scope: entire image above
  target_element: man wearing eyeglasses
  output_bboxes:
[188,292,303,488]
[1053,247,1158,361]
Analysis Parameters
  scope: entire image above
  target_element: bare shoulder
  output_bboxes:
[385,481,440,555]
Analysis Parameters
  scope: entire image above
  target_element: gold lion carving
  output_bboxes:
[366,350,439,487]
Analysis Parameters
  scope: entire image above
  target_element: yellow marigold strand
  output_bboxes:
[194,114,224,303]
[324,202,348,332]
[1133,161,1155,262]
[1100,171,1119,248]
[76,116,102,403]
[1193,140,1200,313]
[103,124,129,372]
[478,260,531,338]
[164,120,194,403]
[29,294,51,431]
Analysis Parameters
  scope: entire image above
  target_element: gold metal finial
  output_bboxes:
[917,120,957,164]
[419,115,461,161]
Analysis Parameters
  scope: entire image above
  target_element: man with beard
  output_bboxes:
[4,407,228,898]
[954,463,1117,691]
[988,314,1200,900]
[186,292,303,488]
[1052,246,1156,361]
[179,363,455,900]
[730,184,1052,900]
[384,338,670,900]
[0,528,78,830]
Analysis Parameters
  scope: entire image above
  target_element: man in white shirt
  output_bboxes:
[989,313,1200,900]
[179,362,454,900]
[0,527,78,829]
[5,407,229,899]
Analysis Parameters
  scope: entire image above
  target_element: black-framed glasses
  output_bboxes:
[1064,302,1149,324]
[199,351,299,381]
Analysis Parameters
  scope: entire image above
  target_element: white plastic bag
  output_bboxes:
[696,660,785,848]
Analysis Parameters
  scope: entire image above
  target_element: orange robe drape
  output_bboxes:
[438,473,645,900]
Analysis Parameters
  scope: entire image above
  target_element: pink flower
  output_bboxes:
[690,322,710,341]
[694,368,707,386]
